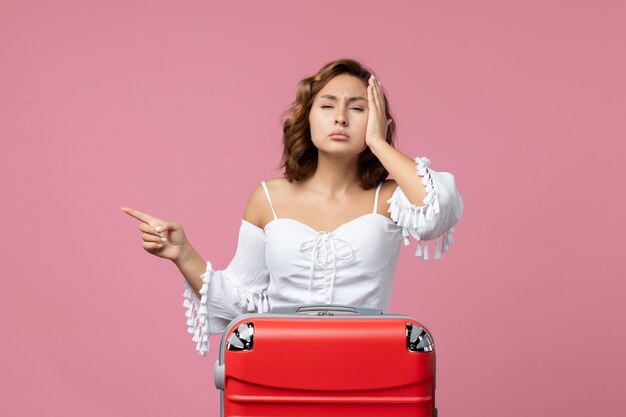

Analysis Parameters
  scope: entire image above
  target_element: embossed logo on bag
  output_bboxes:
[317,310,335,316]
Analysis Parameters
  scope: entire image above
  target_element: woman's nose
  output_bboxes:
[334,107,348,125]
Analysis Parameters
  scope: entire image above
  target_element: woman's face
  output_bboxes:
[308,73,369,157]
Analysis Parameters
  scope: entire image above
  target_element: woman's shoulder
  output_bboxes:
[375,179,399,217]
[243,177,290,229]
[379,178,398,197]
[263,176,291,188]
[262,176,301,200]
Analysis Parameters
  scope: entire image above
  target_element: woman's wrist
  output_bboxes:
[174,242,196,267]
[368,138,390,157]
[173,242,207,299]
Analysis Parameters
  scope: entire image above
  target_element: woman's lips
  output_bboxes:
[329,133,350,140]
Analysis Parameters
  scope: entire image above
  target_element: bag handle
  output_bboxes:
[271,304,383,316]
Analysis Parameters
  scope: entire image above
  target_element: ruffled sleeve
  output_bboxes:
[387,156,464,260]
[182,220,270,356]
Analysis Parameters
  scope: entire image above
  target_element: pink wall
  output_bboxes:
[1,1,624,415]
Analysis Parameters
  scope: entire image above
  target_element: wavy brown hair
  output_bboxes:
[279,58,397,189]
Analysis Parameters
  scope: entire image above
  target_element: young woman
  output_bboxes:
[122,58,464,356]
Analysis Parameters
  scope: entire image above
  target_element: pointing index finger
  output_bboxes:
[121,207,152,224]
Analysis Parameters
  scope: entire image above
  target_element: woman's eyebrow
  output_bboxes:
[320,94,367,103]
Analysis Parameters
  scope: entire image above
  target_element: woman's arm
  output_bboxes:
[369,140,427,205]
[180,184,272,355]
[362,74,463,259]
[173,243,206,299]
[123,182,269,300]
[364,76,428,205]
[121,206,208,297]
[122,184,272,356]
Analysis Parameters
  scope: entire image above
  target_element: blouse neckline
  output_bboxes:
[263,213,396,235]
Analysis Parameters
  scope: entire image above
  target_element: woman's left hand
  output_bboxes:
[365,74,392,148]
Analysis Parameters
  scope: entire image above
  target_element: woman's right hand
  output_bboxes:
[121,207,189,263]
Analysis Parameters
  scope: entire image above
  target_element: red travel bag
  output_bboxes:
[214,304,437,417]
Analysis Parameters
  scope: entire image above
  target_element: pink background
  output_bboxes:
[1,1,624,416]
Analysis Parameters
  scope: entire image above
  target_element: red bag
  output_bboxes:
[214,304,437,417]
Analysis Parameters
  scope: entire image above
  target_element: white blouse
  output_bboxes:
[182,157,464,356]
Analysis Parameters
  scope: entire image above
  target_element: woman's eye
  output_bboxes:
[321,106,363,111]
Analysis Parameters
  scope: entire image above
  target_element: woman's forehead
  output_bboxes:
[318,74,366,98]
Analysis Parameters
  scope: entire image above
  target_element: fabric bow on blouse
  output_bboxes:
[299,231,355,300]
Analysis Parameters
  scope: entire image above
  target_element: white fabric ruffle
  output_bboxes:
[182,262,213,356]
[387,156,463,260]
[183,260,270,356]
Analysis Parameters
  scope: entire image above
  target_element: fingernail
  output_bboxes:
[157,244,163,248]
[155,226,162,232]
[160,237,167,242]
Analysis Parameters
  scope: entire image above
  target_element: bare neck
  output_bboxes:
[303,152,362,197]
